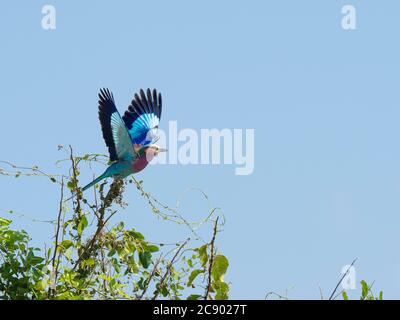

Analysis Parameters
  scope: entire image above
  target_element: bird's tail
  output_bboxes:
[64,172,109,202]
[81,173,108,192]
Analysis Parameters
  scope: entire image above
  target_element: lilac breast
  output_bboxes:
[132,156,149,173]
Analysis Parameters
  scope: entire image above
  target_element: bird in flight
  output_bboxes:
[79,88,166,195]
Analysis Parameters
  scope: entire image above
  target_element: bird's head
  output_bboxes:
[143,144,167,162]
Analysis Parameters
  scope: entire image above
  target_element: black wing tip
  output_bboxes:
[122,88,162,128]
[135,88,162,108]
[98,87,114,103]
[97,87,118,161]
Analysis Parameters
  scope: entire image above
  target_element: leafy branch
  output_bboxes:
[0,148,230,300]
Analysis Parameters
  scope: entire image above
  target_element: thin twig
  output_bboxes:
[50,178,64,296]
[152,238,189,300]
[132,177,222,242]
[69,145,81,215]
[264,291,289,300]
[0,160,62,184]
[204,217,219,300]
[332,289,345,300]
[328,258,357,300]
[138,255,163,300]
[0,208,55,224]
[72,218,105,271]
[318,285,324,300]
[72,181,122,271]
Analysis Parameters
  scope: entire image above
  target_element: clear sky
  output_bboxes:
[1,0,400,299]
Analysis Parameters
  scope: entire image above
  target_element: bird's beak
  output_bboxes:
[158,148,168,153]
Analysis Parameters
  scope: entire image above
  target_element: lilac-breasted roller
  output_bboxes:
[79,88,166,194]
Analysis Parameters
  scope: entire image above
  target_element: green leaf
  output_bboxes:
[117,221,124,231]
[67,181,74,190]
[187,294,201,300]
[342,291,349,300]
[108,248,116,257]
[112,258,121,273]
[60,240,73,250]
[99,275,112,282]
[0,217,12,227]
[214,281,229,300]
[360,280,368,299]
[198,244,208,268]
[83,258,95,267]
[28,254,44,265]
[187,269,204,287]
[145,244,159,253]
[34,279,47,291]
[211,255,229,282]
[77,215,88,236]
[127,256,139,274]
[138,251,152,269]
[155,282,168,296]
[129,229,144,240]
[379,291,383,300]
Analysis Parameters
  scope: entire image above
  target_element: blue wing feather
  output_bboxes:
[98,88,135,161]
[122,88,162,145]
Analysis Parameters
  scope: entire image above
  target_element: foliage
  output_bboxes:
[342,280,383,301]
[1,148,386,300]
[0,147,229,300]
[0,218,45,299]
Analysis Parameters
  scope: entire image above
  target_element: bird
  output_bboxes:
[72,88,166,198]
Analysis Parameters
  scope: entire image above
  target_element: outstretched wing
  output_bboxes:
[98,88,135,161]
[122,88,162,145]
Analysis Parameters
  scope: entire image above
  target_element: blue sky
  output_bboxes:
[1,0,400,299]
